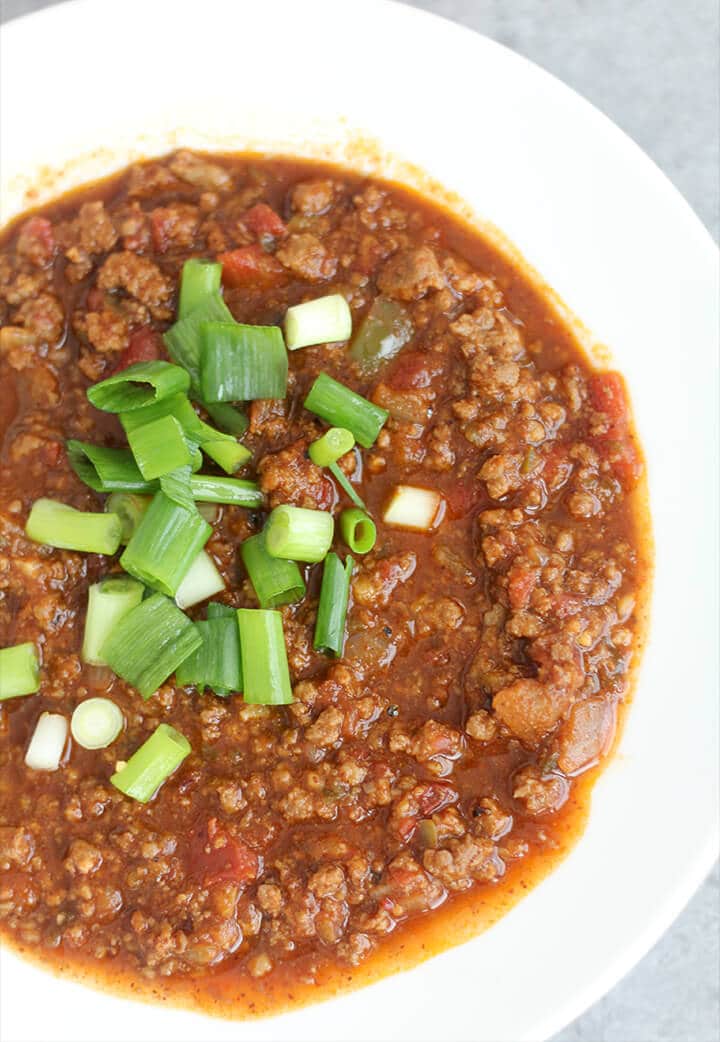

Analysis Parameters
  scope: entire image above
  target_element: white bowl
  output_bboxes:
[1,1,718,1040]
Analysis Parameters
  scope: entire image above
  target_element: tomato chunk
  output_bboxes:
[190,818,260,887]
[388,350,443,390]
[218,245,285,288]
[507,565,539,611]
[113,326,163,372]
[587,371,628,422]
[243,203,288,241]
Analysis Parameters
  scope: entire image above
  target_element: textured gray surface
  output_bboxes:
[1,1,718,1040]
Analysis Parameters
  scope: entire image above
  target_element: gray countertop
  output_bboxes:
[1,1,718,1039]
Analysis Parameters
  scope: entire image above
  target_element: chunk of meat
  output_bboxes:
[169,150,232,192]
[275,233,337,281]
[150,204,200,253]
[290,179,337,216]
[557,697,615,774]
[588,371,628,421]
[493,678,571,746]
[423,834,502,891]
[0,826,35,867]
[512,765,569,815]
[377,246,445,301]
[16,216,55,267]
[70,201,118,255]
[83,310,130,354]
[97,251,173,319]
[257,439,334,509]
[14,293,64,344]
[219,245,285,289]
[507,565,539,611]
[352,552,417,609]
[411,720,463,763]
[63,839,103,876]
[190,818,260,887]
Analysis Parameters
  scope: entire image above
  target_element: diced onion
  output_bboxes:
[25,712,68,771]
[175,550,225,609]
[283,293,352,351]
[71,698,124,750]
[382,485,444,531]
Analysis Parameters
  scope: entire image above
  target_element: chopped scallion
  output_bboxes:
[190,474,263,507]
[26,498,122,556]
[264,504,334,563]
[283,293,352,351]
[308,427,355,467]
[81,577,144,666]
[328,461,366,509]
[127,414,191,480]
[87,361,190,413]
[175,617,242,694]
[339,508,377,554]
[199,321,288,403]
[25,712,68,771]
[313,553,354,656]
[101,592,202,699]
[241,532,306,608]
[105,493,151,543]
[178,258,222,320]
[0,643,40,700]
[164,294,233,394]
[204,402,249,436]
[175,550,225,609]
[71,698,124,750]
[110,723,191,802]
[121,492,211,597]
[236,609,293,705]
[67,440,154,494]
[207,601,234,619]
[304,372,388,448]
[159,465,196,513]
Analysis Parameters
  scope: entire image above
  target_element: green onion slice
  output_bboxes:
[120,492,211,597]
[349,297,413,373]
[81,577,144,666]
[101,593,201,699]
[110,723,191,802]
[200,321,288,403]
[175,550,225,609]
[176,617,242,694]
[283,293,352,351]
[339,508,377,554]
[241,532,306,609]
[328,461,366,509]
[127,414,191,480]
[71,697,124,750]
[304,372,388,448]
[26,498,122,556]
[25,712,68,771]
[164,294,233,394]
[204,402,249,437]
[189,474,263,507]
[207,601,234,619]
[178,258,222,320]
[159,464,196,513]
[0,643,40,700]
[313,553,354,656]
[236,609,293,705]
[308,427,355,467]
[67,440,153,494]
[105,493,151,543]
[87,361,190,413]
[264,504,334,563]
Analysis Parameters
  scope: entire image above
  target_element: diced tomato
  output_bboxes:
[587,371,628,422]
[86,287,105,312]
[190,818,260,887]
[218,245,285,289]
[417,782,456,817]
[507,565,539,611]
[243,203,288,241]
[388,350,442,390]
[149,209,172,253]
[395,816,417,844]
[113,326,163,372]
[443,481,484,519]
